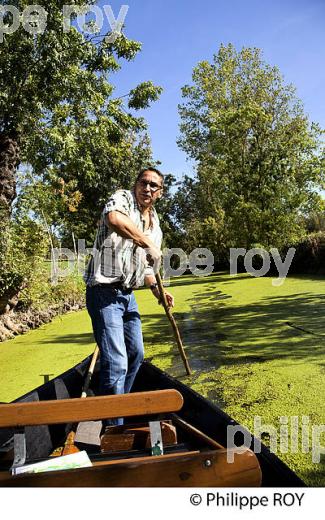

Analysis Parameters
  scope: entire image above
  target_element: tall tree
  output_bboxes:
[0,0,162,301]
[177,44,324,256]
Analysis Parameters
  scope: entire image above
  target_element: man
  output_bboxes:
[84,167,174,426]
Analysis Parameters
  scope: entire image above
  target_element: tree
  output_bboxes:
[0,0,162,303]
[15,132,156,245]
[177,44,324,257]
[304,201,325,233]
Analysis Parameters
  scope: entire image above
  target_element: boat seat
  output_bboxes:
[0,390,263,487]
[0,390,184,428]
[100,420,178,452]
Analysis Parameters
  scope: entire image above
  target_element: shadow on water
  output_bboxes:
[163,272,236,288]
[143,279,325,376]
[39,333,94,346]
[35,276,325,395]
[44,277,325,380]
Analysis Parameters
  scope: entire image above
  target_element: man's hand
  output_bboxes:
[163,290,175,308]
[151,286,175,308]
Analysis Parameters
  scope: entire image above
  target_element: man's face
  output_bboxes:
[134,170,163,208]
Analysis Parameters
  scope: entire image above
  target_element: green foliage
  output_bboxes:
[128,81,163,110]
[177,44,325,256]
[0,216,48,300]
[0,215,86,310]
[14,132,157,245]
[153,173,181,248]
[1,0,162,240]
[55,132,157,244]
[304,205,325,233]
[0,270,24,300]
[50,270,85,306]
[0,0,162,220]
[0,1,163,307]
[1,1,156,136]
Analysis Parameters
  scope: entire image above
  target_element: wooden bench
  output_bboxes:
[0,389,185,474]
[0,389,184,428]
[0,389,262,487]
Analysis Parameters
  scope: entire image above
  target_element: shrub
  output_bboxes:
[286,232,325,274]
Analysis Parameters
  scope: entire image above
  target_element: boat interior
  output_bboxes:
[0,387,262,487]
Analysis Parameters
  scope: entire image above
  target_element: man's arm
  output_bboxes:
[107,211,161,262]
[108,210,174,307]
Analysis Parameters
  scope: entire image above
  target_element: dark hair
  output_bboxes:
[135,167,164,186]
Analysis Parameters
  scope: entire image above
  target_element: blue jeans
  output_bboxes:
[86,284,144,425]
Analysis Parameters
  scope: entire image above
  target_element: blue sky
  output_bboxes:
[98,0,325,181]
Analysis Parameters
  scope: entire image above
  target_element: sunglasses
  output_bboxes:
[137,179,163,193]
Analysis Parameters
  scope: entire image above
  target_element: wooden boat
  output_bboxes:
[0,355,305,487]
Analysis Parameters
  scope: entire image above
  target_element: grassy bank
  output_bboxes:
[0,273,324,485]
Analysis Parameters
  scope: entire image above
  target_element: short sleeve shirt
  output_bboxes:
[84,190,162,288]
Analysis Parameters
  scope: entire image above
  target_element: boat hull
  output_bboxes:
[0,356,305,487]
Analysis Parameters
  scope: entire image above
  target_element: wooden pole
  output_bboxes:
[155,272,191,376]
[50,345,99,456]
[81,346,99,398]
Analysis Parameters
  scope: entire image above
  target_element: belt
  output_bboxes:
[96,282,132,292]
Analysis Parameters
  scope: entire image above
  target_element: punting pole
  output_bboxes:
[50,345,99,456]
[81,345,100,397]
[155,271,191,376]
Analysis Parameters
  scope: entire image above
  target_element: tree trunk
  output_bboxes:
[0,133,21,315]
[0,132,20,218]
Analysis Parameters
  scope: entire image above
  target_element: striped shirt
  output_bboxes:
[84,189,162,288]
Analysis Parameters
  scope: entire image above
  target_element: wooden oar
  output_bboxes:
[81,346,100,398]
[50,345,100,456]
[155,271,191,376]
